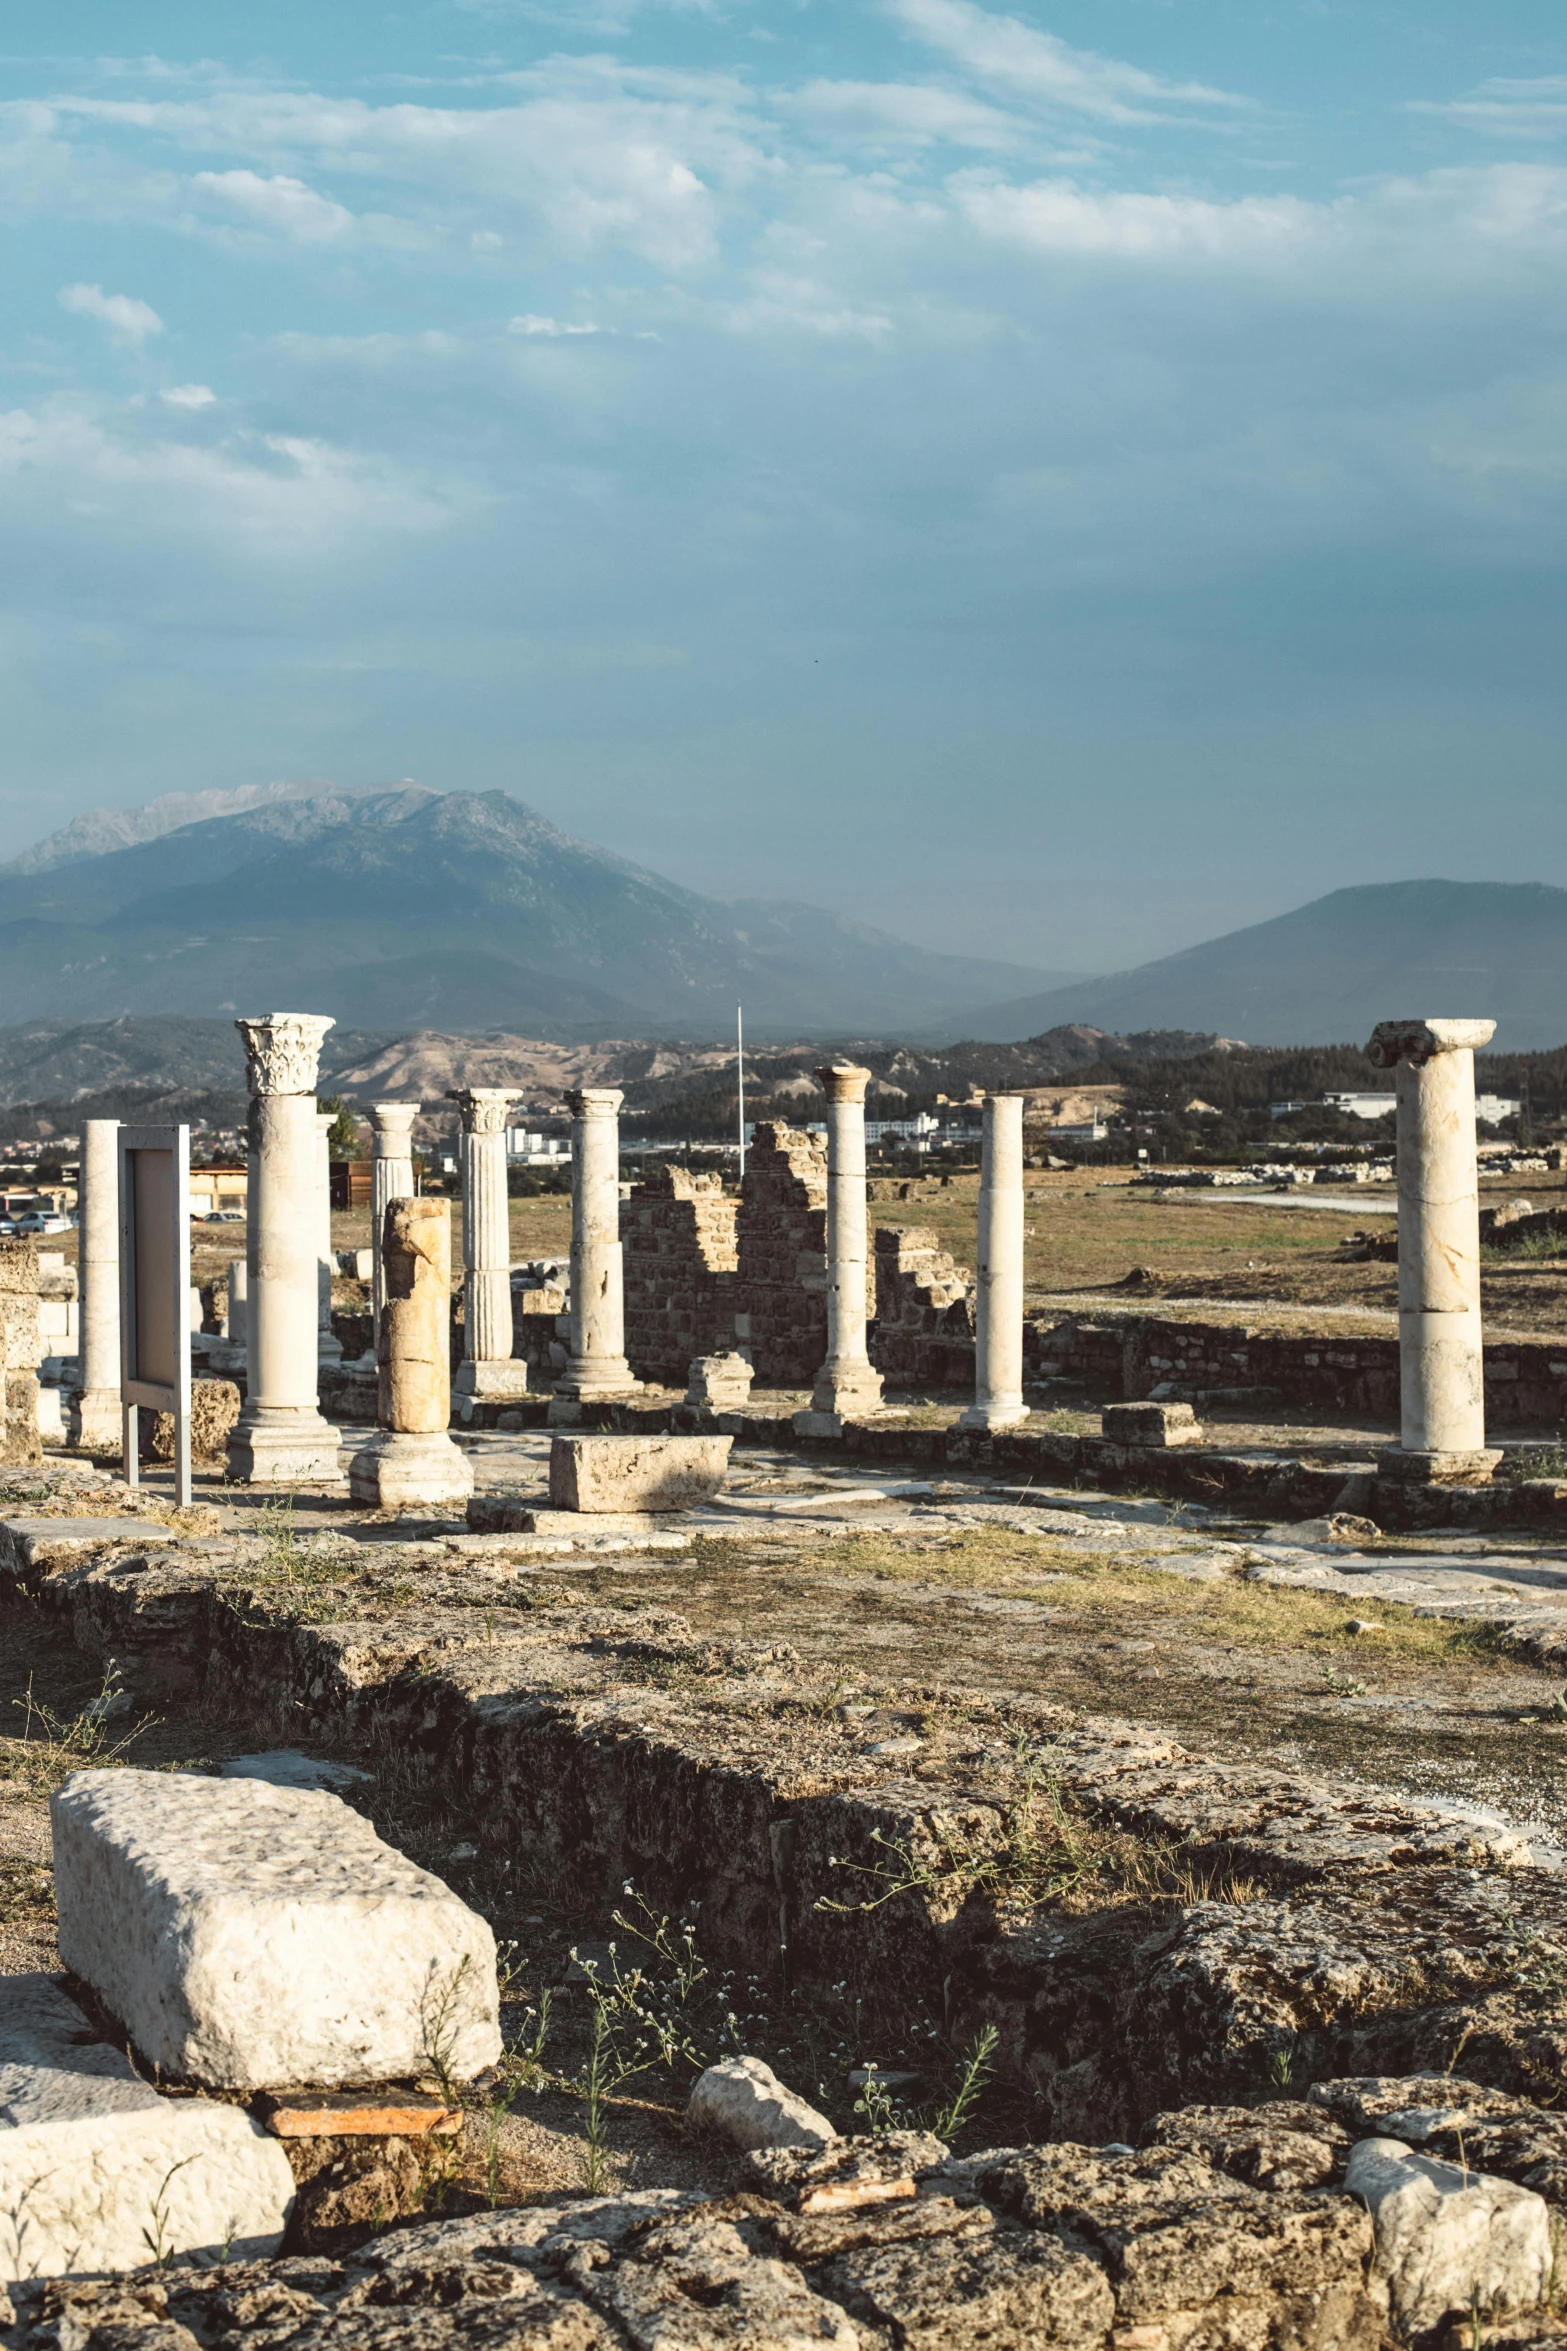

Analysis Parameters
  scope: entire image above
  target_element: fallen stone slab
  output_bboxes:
[0,1516,176,1584]
[548,1431,732,1513]
[0,1971,293,2281]
[1343,2136,1553,2332]
[687,2056,837,2152]
[1101,1401,1205,1448]
[51,1768,502,2091]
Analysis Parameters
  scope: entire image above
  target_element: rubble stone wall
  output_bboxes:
[623,1165,739,1387]
[735,1123,829,1386]
[0,1236,41,1465]
[870,1223,976,1388]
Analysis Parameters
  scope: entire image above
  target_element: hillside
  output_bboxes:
[0,787,1061,1040]
[957,882,1567,1051]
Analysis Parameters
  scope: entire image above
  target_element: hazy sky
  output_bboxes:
[3,1,1565,973]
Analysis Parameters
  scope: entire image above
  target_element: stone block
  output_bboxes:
[1102,1400,1204,1448]
[51,1767,502,2091]
[1342,2137,1552,2333]
[149,1378,241,1464]
[548,1432,732,1513]
[687,2057,837,2152]
[0,1971,294,2280]
[348,1429,474,1509]
[684,1352,755,1410]
[0,1516,177,1583]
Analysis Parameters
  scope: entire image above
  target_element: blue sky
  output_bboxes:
[3,1,1565,971]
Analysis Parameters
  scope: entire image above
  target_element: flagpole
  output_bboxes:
[737,1005,746,1181]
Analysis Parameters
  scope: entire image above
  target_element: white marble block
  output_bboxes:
[0,1972,294,2281]
[51,1769,502,2091]
[549,1432,733,1512]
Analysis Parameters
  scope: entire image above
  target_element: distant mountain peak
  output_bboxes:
[2,778,433,876]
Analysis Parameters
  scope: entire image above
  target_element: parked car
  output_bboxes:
[15,1212,71,1234]
[0,1218,17,1237]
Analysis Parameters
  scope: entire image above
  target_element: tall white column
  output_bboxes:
[1367,1017,1500,1479]
[959,1092,1028,1431]
[226,1015,343,1485]
[549,1087,640,1422]
[449,1087,529,1405]
[796,1063,884,1435]
[71,1117,121,1451]
[370,1102,420,1347]
[316,1110,343,1367]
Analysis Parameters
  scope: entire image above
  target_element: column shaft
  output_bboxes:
[798,1064,883,1431]
[316,1112,342,1365]
[72,1118,121,1450]
[449,1088,527,1404]
[370,1103,420,1344]
[550,1088,639,1417]
[960,1093,1027,1430]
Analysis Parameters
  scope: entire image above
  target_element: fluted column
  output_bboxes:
[449,1087,528,1408]
[959,1093,1028,1431]
[348,1199,473,1508]
[226,1015,343,1485]
[1367,1017,1501,1481]
[71,1117,121,1451]
[369,1102,420,1346]
[795,1063,884,1435]
[316,1110,342,1367]
[549,1087,640,1423]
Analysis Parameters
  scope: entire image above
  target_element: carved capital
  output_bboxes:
[447,1087,516,1135]
[370,1100,422,1150]
[235,1013,334,1097]
[1366,1018,1496,1070]
[817,1063,871,1106]
[565,1088,624,1120]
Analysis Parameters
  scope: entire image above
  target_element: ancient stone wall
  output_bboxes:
[870,1224,976,1388]
[622,1165,739,1387]
[735,1123,829,1386]
[0,1235,41,1465]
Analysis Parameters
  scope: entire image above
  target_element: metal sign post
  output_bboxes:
[118,1125,192,1509]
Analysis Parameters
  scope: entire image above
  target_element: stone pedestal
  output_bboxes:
[685,1352,755,1411]
[226,1017,343,1486]
[449,1087,529,1409]
[958,1092,1028,1431]
[1367,1016,1502,1483]
[316,1111,343,1367]
[549,1088,641,1423]
[349,1198,472,1508]
[795,1064,884,1437]
[369,1102,420,1348]
[71,1118,121,1452]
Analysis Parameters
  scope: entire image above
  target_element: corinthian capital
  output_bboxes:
[447,1087,517,1135]
[235,1014,335,1097]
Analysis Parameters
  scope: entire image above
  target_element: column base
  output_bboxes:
[71,1388,123,1451]
[454,1360,532,1400]
[348,1430,474,1509]
[956,1399,1030,1431]
[549,1362,643,1426]
[318,1332,344,1366]
[1377,1445,1504,1486]
[808,1362,885,1420]
[227,1405,344,1485]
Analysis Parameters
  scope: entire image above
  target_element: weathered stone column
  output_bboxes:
[959,1092,1028,1431]
[316,1111,343,1367]
[448,1087,529,1408]
[227,1016,343,1485]
[796,1064,884,1435]
[549,1088,640,1423]
[225,1259,247,1348]
[349,1199,472,1507]
[1367,1017,1501,1479]
[71,1117,121,1451]
[369,1102,421,1346]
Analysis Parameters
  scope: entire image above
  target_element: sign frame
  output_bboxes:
[117,1123,192,1508]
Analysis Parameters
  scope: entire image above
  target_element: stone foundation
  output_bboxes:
[871,1223,975,1388]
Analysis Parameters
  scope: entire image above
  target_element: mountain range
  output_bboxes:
[0,786,1069,1040]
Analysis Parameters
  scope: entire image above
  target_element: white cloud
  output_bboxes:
[1410,77,1567,139]
[787,79,1021,152]
[160,383,216,407]
[509,313,604,334]
[58,281,163,340]
[189,168,356,243]
[886,0,1248,126]
[952,174,1312,258]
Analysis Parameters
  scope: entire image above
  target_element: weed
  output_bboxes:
[1268,2041,1297,2092]
[419,1953,475,2103]
[928,2027,1000,2141]
[142,2156,198,2268]
[5,1662,142,1795]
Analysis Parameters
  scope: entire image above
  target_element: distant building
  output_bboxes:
[1475,1094,1522,1125]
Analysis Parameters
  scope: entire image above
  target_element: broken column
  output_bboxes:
[71,1116,121,1451]
[959,1092,1028,1431]
[316,1109,342,1366]
[369,1101,421,1347]
[349,1198,473,1507]
[795,1063,884,1435]
[448,1086,529,1406]
[549,1087,640,1422]
[226,1257,247,1350]
[1367,1017,1500,1480]
[226,1015,343,1485]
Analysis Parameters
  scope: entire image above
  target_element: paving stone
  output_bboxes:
[51,1769,501,2091]
[548,1432,733,1513]
[0,1972,293,2281]
[1342,2136,1553,2332]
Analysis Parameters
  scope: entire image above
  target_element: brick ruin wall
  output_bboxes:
[870,1223,976,1388]
[733,1123,830,1386]
[622,1165,739,1388]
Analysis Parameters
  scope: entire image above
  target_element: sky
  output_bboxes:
[2,1,1566,976]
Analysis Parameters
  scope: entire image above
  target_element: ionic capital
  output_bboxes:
[370,1101,422,1149]
[235,1014,334,1097]
[1366,1018,1497,1070]
[565,1088,624,1119]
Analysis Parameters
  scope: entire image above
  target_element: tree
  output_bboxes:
[320,1096,364,1159]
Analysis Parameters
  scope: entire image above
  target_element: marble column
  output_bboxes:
[369,1102,421,1348]
[226,1259,247,1348]
[349,1199,473,1508]
[1367,1017,1501,1480]
[226,1015,343,1485]
[316,1111,343,1367]
[958,1093,1028,1431]
[549,1087,640,1423]
[71,1117,121,1451]
[795,1063,884,1436]
[448,1087,529,1407]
